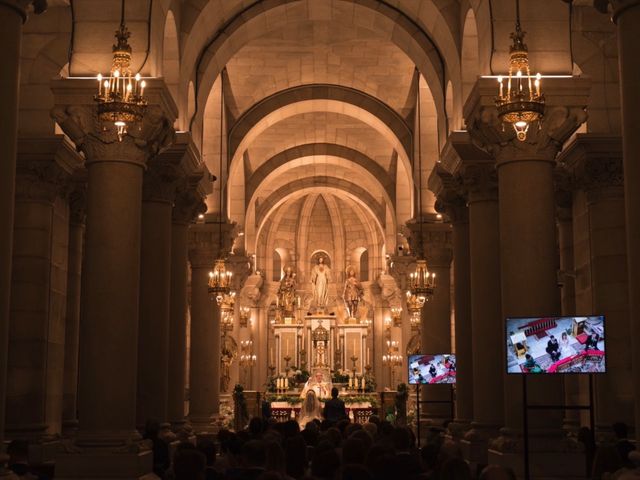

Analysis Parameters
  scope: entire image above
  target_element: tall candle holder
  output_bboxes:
[283,355,292,370]
[350,354,358,378]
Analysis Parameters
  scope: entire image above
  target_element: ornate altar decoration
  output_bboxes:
[312,321,329,367]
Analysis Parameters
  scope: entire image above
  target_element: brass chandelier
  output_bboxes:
[95,0,146,141]
[495,0,544,141]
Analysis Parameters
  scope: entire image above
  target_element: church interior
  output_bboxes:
[1,0,639,478]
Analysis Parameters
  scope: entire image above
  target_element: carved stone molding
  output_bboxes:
[142,160,181,204]
[405,220,453,267]
[50,104,175,167]
[173,186,207,226]
[187,222,236,268]
[557,134,624,204]
[15,136,83,203]
[459,163,499,204]
[464,78,590,165]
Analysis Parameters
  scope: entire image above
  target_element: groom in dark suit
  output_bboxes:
[323,387,347,425]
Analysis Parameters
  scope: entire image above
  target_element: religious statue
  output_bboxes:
[310,256,331,312]
[343,267,364,319]
[300,368,332,399]
[277,266,297,314]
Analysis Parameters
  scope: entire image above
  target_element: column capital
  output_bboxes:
[464,77,590,165]
[142,160,181,204]
[405,220,453,267]
[558,134,624,203]
[0,0,47,22]
[188,221,236,268]
[51,78,177,167]
[440,130,498,204]
[429,165,468,224]
[16,135,83,203]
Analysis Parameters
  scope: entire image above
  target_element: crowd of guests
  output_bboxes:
[151,416,515,480]
[3,419,640,479]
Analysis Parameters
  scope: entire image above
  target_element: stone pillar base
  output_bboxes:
[25,440,61,466]
[487,449,586,480]
[188,415,219,436]
[55,450,157,480]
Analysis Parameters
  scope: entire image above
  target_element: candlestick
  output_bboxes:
[362,377,366,391]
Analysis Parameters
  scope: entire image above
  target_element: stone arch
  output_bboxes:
[162,10,180,107]
[229,85,412,162]
[187,0,453,143]
[226,99,414,220]
[20,29,70,136]
[461,7,480,109]
[245,144,394,205]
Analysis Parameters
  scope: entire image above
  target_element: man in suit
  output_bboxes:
[546,335,561,361]
[323,387,348,425]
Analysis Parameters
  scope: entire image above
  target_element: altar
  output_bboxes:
[272,314,369,375]
[265,392,377,424]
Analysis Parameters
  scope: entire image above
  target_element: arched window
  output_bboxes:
[272,250,282,281]
[360,249,369,281]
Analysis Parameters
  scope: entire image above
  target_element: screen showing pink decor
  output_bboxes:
[408,354,457,384]
[506,315,606,374]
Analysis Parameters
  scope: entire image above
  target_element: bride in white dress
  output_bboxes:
[298,389,322,428]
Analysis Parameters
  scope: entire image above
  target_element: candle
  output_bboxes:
[498,75,503,98]
[367,347,370,365]
[276,378,280,389]
[270,347,273,365]
[349,376,353,389]
[140,80,146,97]
[362,377,366,390]
[285,378,289,389]
[353,339,356,354]
[286,338,289,355]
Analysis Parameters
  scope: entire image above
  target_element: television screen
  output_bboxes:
[506,315,606,374]
[408,354,457,384]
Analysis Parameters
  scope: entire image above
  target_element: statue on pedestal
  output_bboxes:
[277,266,297,315]
[311,256,331,313]
[343,267,364,320]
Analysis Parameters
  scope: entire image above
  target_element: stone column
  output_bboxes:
[598,0,640,437]
[443,132,504,461]
[136,159,180,429]
[0,0,47,448]
[51,101,174,479]
[465,78,588,474]
[554,167,581,433]
[6,137,80,455]
[187,222,234,434]
[431,166,473,433]
[168,178,206,432]
[560,134,633,433]
[62,175,86,435]
[408,219,453,424]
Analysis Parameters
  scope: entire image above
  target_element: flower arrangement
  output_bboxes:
[331,369,350,383]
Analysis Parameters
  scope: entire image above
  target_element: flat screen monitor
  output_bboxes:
[408,354,457,384]
[506,315,606,374]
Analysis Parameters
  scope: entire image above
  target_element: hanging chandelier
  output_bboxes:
[406,291,425,331]
[495,0,544,142]
[94,0,146,141]
[409,259,436,300]
[208,259,233,305]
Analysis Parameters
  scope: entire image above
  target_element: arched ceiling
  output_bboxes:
[224,20,417,119]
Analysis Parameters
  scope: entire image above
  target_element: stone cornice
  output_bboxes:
[16,135,83,202]
[187,221,236,267]
[464,77,590,164]
[429,165,468,224]
[405,220,453,266]
[557,133,623,200]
